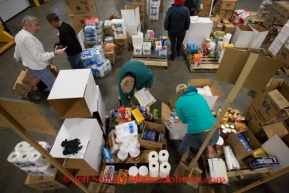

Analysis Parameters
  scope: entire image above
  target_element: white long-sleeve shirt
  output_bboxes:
[14,29,55,70]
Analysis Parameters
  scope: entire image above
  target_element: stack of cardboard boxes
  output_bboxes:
[258,0,273,18]
[264,1,289,26]
[198,0,213,17]
[268,21,289,56]
[64,0,97,30]
[12,70,37,97]
[277,44,289,75]
[133,0,145,29]
[159,0,165,13]
[243,79,289,143]
[214,0,237,20]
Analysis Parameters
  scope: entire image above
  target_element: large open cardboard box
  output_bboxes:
[225,130,262,160]
[248,25,269,48]
[230,25,254,46]
[243,104,265,134]
[161,103,187,140]
[121,6,141,43]
[50,118,103,174]
[48,69,98,119]
[188,79,223,110]
[251,81,289,124]
[263,121,289,139]
[140,121,166,151]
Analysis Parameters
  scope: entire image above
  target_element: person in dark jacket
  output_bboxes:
[118,61,154,106]
[46,13,86,69]
[184,0,202,16]
[164,0,190,60]
[172,84,219,156]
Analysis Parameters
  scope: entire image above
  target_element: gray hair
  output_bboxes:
[22,15,39,26]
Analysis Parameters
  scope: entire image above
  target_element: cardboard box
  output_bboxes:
[188,79,223,110]
[104,47,116,64]
[50,118,103,173]
[222,23,235,33]
[251,82,289,124]
[140,121,166,151]
[74,168,98,176]
[64,0,93,15]
[225,10,234,19]
[248,25,269,48]
[161,103,187,140]
[217,0,237,10]
[243,104,265,134]
[69,14,93,28]
[13,75,31,91]
[133,0,145,5]
[216,22,223,31]
[276,46,289,69]
[210,16,220,27]
[225,130,262,160]
[263,121,289,139]
[24,171,70,191]
[230,25,254,46]
[114,35,128,52]
[222,19,230,24]
[183,17,213,47]
[121,6,140,27]
[21,70,37,85]
[48,69,98,119]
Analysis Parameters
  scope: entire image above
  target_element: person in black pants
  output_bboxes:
[164,0,190,60]
[46,13,86,69]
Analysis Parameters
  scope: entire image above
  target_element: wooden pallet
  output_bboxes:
[234,47,270,57]
[189,63,220,72]
[130,54,168,68]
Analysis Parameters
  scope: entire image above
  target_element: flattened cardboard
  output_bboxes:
[161,103,187,140]
[48,69,97,119]
[225,130,262,160]
[263,121,289,139]
[262,134,289,172]
[215,49,283,92]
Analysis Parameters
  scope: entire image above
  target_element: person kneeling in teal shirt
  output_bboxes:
[173,84,219,156]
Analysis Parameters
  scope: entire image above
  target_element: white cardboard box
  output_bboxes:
[183,17,213,46]
[248,25,269,48]
[50,118,103,173]
[48,69,97,119]
[230,25,254,46]
[121,6,140,27]
[96,85,107,134]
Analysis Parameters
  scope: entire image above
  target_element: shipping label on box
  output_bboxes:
[64,0,93,15]
[277,46,289,68]
[243,105,265,134]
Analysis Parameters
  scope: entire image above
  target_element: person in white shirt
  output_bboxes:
[14,15,65,91]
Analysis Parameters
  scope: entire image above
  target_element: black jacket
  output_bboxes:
[164,4,190,32]
[58,22,82,56]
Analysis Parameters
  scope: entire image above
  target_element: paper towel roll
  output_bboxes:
[158,150,169,163]
[132,35,138,48]
[38,141,51,152]
[160,162,171,178]
[38,164,57,176]
[15,141,30,154]
[29,151,49,167]
[7,152,19,166]
[148,151,158,162]
[149,161,159,177]
[223,34,232,45]
[224,146,233,170]
[203,86,212,96]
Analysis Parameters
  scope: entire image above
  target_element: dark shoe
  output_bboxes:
[177,53,181,57]
[169,54,175,61]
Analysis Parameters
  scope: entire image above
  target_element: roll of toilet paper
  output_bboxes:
[17,153,31,168]
[149,161,159,177]
[223,33,232,45]
[38,164,57,176]
[28,151,49,167]
[203,86,212,96]
[38,141,51,152]
[132,35,138,48]
[21,166,31,172]
[7,152,20,166]
[158,150,169,163]
[95,50,105,67]
[159,162,171,178]
[148,151,158,162]
[15,141,30,154]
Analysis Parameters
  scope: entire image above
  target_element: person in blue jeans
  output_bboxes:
[46,13,86,69]
[172,84,219,156]
[14,15,65,91]
[164,0,190,60]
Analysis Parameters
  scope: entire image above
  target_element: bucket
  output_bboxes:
[117,150,128,162]
[129,148,140,161]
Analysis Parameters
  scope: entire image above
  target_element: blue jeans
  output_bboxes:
[177,129,220,155]
[27,66,56,91]
[67,53,86,69]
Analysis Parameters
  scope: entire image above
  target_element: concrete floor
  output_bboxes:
[0,0,289,192]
